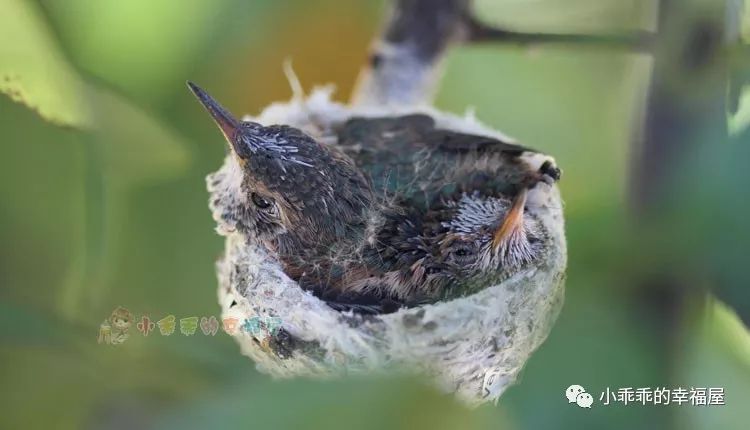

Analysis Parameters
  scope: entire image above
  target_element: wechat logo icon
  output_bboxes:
[566,385,593,409]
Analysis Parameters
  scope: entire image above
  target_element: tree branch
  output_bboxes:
[351,0,655,106]
[465,17,655,52]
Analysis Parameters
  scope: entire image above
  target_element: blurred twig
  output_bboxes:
[351,0,656,106]
[464,16,655,52]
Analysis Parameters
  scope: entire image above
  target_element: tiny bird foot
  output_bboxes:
[539,160,561,184]
[519,152,562,186]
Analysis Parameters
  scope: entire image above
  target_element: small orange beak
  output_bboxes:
[492,188,528,251]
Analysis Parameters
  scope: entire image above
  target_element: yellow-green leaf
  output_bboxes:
[89,87,191,186]
[679,298,750,429]
[0,0,92,128]
[730,87,750,136]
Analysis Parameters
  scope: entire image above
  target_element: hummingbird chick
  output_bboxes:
[188,82,373,295]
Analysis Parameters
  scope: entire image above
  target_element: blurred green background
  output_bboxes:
[1,0,749,429]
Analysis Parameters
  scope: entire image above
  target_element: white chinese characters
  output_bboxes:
[599,387,725,406]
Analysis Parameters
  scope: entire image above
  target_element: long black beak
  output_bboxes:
[187,81,241,150]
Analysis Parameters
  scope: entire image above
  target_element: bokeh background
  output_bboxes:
[1,0,749,429]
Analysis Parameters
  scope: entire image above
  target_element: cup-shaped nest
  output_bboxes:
[209,88,566,406]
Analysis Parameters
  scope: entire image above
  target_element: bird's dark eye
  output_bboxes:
[251,192,273,209]
[451,245,476,264]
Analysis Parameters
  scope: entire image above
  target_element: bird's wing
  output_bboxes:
[427,129,530,155]
[337,114,529,151]
[335,114,534,204]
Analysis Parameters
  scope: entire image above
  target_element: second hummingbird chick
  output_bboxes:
[335,184,549,307]
[323,115,560,309]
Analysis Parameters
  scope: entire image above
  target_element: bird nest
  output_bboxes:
[209,87,567,406]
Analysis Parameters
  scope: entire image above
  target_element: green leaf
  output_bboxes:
[0,0,92,128]
[154,375,503,430]
[729,87,750,136]
[679,299,750,429]
[57,88,191,317]
[40,0,237,103]
[89,87,191,187]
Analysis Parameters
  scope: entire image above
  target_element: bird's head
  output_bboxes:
[189,82,373,249]
[434,188,546,292]
[371,187,549,302]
